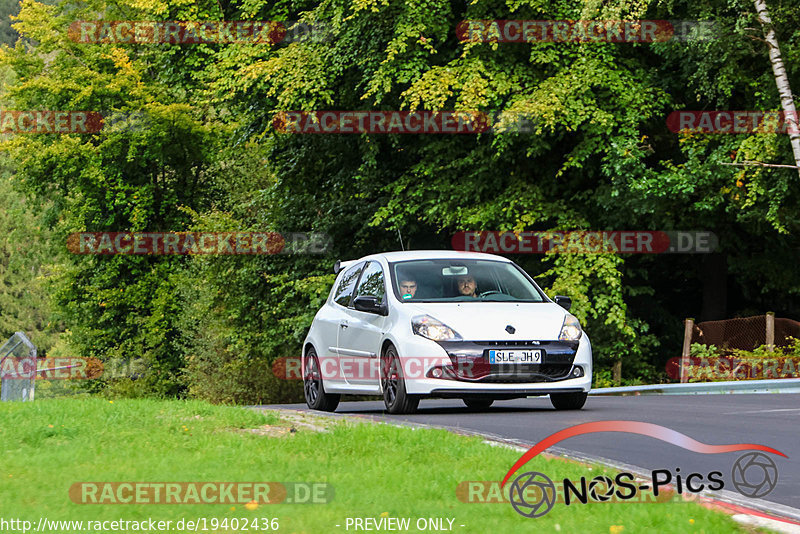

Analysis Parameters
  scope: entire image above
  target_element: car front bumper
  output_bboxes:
[398,335,592,396]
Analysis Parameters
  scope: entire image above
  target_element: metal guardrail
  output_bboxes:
[0,332,37,402]
[590,378,800,396]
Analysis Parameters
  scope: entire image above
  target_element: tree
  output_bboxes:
[753,0,800,175]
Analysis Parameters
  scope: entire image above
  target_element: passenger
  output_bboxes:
[399,277,418,300]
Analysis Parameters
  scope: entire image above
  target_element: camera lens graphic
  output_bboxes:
[587,475,615,502]
[509,471,556,518]
[731,452,778,498]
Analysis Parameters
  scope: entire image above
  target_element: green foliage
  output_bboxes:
[691,339,800,362]
[1,0,799,401]
[178,252,333,404]
[0,168,70,356]
[689,342,721,360]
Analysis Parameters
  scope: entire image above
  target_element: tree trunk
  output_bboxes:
[753,0,800,177]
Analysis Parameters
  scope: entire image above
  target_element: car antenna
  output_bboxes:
[396,228,405,251]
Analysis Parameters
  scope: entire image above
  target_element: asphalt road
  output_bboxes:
[263,394,800,514]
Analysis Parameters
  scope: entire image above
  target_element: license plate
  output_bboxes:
[489,349,542,364]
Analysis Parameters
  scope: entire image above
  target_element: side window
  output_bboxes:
[333,262,364,307]
[354,261,385,302]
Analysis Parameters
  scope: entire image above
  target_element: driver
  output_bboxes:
[456,274,478,298]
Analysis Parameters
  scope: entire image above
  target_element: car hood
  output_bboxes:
[405,302,569,341]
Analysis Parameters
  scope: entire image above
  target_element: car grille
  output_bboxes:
[478,364,573,383]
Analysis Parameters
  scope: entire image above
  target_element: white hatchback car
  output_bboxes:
[302,250,592,413]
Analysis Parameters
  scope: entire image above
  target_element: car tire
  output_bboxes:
[381,345,419,414]
[303,348,340,412]
[462,398,494,410]
[550,391,588,410]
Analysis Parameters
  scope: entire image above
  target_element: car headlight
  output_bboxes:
[558,314,582,341]
[411,315,463,342]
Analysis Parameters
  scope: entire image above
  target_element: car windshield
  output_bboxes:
[389,259,546,302]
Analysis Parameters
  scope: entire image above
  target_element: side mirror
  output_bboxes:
[553,295,572,311]
[353,295,388,316]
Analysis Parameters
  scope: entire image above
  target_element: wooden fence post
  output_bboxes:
[612,360,621,385]
[766,312,775,352]
[681,318,695,383]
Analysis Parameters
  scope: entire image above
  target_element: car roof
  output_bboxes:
[353,250,514,263]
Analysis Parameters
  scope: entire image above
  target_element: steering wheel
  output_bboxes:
[479,290,502,298]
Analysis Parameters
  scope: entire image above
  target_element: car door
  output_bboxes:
[319,261,363,389]
[337,260,387,389]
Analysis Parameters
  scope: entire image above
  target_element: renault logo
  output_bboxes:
[505,325,515,334]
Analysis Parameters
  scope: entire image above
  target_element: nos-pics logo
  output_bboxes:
[502,421,784,518]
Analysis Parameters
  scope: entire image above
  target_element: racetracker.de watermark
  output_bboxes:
[666,355,800,381]
[451,231,718,254]
[1,357,148,380]
[456,20,717,43]
[273,356,552,382]
[66,232,331,255]
[69,482,333,504]
[272,111,539,134]
[68,21,328,44]
[667,111,800,134]
[456,480,694,504]
[0,357,103,380]
[0,111,148,134]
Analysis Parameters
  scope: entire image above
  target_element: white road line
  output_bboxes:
[732,514,800,534]
[722,408,800,415]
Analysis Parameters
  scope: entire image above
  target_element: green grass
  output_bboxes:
[0,398,746,533]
